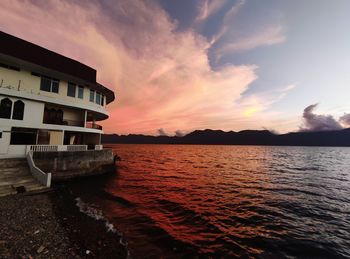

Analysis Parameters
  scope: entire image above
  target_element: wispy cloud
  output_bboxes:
[200,0,286,62]
[195,0,228,23]
[237,83,296,118]
[216,25,286,58]
[209,0,246,45]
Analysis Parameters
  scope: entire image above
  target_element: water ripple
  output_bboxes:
[98,145,350,258]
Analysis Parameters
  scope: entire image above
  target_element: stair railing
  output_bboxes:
[26,151,51,187]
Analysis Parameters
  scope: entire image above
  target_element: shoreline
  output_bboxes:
[0,184,128,258]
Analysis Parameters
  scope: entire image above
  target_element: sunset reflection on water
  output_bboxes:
[97,144,350,258]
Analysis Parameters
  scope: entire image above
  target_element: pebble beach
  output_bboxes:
[0,188,127,258]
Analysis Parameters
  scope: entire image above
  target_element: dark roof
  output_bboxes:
[0,31,115,103]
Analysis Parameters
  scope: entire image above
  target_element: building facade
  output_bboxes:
[0,31,115,158]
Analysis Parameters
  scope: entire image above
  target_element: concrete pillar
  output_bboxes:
[10,98,14,119]
[35,130,39,144]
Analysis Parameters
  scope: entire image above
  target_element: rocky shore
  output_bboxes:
[0,187,128,258]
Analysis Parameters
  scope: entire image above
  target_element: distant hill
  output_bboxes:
[102,128,350,146]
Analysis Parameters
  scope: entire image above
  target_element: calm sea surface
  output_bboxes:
[77,144,350,258]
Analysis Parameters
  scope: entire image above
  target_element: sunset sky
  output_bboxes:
[1,0,350,135]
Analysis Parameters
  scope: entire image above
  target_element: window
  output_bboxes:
[12,100,24,120]
[101,95,104,106]
[0,132,2,138]
[40,77,51,92]
[10,127,37,145]
[78,86,84,99]
[67,83,76,97]
[52,80,59,93]
[89,90,95,102]
[96,92,101,105]
[0,98,12,119]
[40,76,59,93]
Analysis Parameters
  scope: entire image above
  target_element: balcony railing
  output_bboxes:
[27,145,88,152]
[86,122,103,130]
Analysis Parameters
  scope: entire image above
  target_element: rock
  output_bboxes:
[86,249,91,255]
[37,245,45,253]
[34,230,40,234]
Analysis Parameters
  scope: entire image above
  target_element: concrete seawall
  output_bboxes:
[33,149,115,181]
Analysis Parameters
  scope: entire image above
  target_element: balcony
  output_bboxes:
[42,106,103,130]
[43,118,85,127]
[43,106,85,127]
[86,122,103,130]
[43,117,102,130]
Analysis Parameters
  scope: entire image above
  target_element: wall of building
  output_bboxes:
[0,62,111,158]
[0,66,107,111]
[62,108,85,124]
[49,131,63,145]
[0,67,39,93]
[7,145,27,157]
[0,130,11,154]
[0,92,104,158]
[0,96,44,156]
[0,95,45,126]
[0,94,102,134]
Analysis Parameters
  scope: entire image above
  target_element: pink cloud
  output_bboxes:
[0,0,281,135]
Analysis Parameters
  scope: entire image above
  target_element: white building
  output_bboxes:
[0,31,115,159]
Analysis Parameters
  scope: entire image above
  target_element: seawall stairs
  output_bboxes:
[0,159,49,197]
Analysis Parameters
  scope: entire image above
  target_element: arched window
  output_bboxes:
[0,98,12,119]
[12,100,25,120]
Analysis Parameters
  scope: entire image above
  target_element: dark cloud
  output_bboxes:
[158,128,168,136]
[300,104,342,132]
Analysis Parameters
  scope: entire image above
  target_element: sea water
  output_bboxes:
[76,144,350,258]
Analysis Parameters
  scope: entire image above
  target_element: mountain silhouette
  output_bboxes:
[102,128,350,146]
